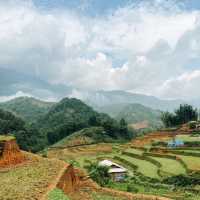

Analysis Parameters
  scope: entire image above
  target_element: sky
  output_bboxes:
[1,0,200,101]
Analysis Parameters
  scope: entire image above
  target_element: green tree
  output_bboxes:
[86,162,110,186]
[175,104,198,124]
[161,104,198,128]
[119,118,128,135]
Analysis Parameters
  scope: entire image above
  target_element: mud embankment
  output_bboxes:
[57,167,172,200]
[56,164,80,194]
[0,139,26,167]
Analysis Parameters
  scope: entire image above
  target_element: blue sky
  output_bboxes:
[33,0,200,14]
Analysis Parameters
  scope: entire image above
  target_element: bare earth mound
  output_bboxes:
[0,136,26,167]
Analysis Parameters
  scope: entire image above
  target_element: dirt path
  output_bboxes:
[40,161,69,200]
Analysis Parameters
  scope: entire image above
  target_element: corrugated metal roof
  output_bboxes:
[99,159,127,173]
[109,168,127,173]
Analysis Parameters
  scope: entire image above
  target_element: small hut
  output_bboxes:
[167,139,184,148]
[99,160,127,182]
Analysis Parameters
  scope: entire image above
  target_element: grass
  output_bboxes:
[48,189,70,200]
[92,192,126,200]
[118,154,160,179]
[176,135,200,142]
[48,143,115,170]
[0,135,15,141]
[0,153,65,200]
[175,155,200,171]
[149,156,186,176]
[175,149,200,154]
[46,136,200,200]
[124,148,144,155]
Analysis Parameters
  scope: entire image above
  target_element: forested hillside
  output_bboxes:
[39,98,133,145]
[0,109,45,152]
[0,97,134,152]
[0,97,54,122]
[98,103,163,128]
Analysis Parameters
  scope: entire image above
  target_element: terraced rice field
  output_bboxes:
[149,156,186,176]
[175,155,200,171]
[124,148,144,155]
[92,192,127,200]
[175,149,200,154]
[176,135,200,142]
[117,154,160,179]
[0,152,66,200]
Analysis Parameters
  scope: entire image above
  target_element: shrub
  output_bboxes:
[189,121,197,129]
[127,184,138,193]
[152,141,167,147]
[185,141,200,147]
[163,174,200,187]
[48,189,70,200]
[86,162,110,186]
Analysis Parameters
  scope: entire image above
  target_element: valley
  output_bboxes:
[0,97,200,200]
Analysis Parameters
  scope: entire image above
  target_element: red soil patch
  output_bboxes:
[0,139,26,168]
[57,165,80,194]
[131,124,196,147]
[131,131,175,147]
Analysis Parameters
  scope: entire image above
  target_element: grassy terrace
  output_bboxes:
[176,135,200,142]
[92,192,127,200]
[174,155,200,171]
[149,156,186,176]
[171,149,200,154]
[117,154,159,179]
[0,153,66,200]
[0,135,15,141]
[124,148,144,155]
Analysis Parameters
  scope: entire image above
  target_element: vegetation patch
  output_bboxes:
[48,189,70,200]
[149,156,186,177]
[0,135,15,141]
[0,153,65,200]
[117,154,160,179]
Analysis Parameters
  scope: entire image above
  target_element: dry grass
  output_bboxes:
[0,135,15,141]
[0,152,65,200]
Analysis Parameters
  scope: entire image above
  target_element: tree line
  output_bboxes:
[0,98,133,152]
[161,104,198,127]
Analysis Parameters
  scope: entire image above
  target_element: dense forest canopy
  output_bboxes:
[0,109,45,152]
[39,98,133,145]
[0,97,133,152]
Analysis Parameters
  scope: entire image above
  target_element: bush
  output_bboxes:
[41,149,48,158]
[152,141,167,147]
[163,173,200,187]
[48,189,70,200]
[185,141,200,147]
[189,121,197,129]
[127,184,138,193]
[161,104,198,127]
[86,162,110,186]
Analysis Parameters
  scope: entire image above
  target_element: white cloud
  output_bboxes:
[156,70,200,99]
[0,0,200,99]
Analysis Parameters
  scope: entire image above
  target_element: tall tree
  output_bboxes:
[161,104,198,127]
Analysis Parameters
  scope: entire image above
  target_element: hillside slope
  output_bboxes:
[0,97,54,122]
[116,104,163,128]
[97,103,163,129]
[74,90,184,111]
[53,127,114,147]
[38,98,132,145]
